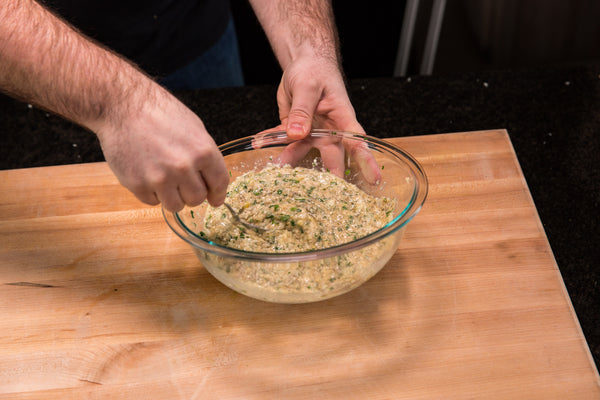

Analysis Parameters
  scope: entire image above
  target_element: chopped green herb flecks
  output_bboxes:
[199,163,397,293]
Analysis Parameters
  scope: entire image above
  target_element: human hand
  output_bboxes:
[261,55,381,184]
[0,0,227,212]
[276,55,362,139]
[93,86,229,212]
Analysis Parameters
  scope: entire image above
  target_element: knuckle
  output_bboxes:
[190,147,215,170]
[298,76,320,91]
[146,166,170,187]
[289,107,311,118]
[173,160,190,174]
[148,173,168,188]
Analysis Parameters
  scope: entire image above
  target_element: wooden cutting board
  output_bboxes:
[1,130,598,399]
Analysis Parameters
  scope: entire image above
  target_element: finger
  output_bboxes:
[201,155,229,207]
[256,123,286,136]
[318,141,346,178]
[125,180,161,207]
[155,184,185,212]
[285,81,322,140]
[342,121,366,135]
[346,139,382,185]
[277,139,315,166]
[134,190,160,207]
[177,171,208,207]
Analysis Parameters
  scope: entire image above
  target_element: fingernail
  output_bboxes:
[288,122,306,139]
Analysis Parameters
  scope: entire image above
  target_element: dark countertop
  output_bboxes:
[2,63,599,370]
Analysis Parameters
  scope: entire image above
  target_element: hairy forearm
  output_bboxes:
[248,0,341,68]
[0,0,155,132]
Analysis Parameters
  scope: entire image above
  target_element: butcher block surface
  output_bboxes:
[1,130,598,399]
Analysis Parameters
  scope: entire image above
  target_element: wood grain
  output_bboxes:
[1,130,598,399]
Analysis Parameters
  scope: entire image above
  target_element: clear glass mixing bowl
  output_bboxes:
[163,130,427,303]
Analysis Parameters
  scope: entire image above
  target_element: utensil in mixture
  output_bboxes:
[223,202,266,234]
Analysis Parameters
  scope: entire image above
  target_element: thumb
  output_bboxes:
[285,83,321,140]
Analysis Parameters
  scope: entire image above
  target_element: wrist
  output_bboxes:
[290,41,340,67]
[83,66,157,137]
[250,0,341,69]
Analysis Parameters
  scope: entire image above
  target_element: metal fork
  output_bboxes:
[223,203,266,234]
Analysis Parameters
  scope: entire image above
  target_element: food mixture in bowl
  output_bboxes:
[190,163,399,299]
[201,164,397,253]
[165,130,428,303]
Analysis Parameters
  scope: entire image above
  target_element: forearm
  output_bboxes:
[247,0,341,69]
[0,0,155,132]
[1,0,230,212]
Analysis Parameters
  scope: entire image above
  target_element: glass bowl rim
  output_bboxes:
[163,130,428,262]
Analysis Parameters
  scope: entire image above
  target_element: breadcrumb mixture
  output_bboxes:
[202,164,396,253]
